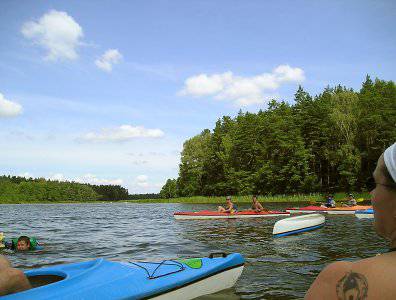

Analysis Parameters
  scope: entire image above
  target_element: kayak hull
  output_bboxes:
[3,253,244,300]
[151,265,244,300]
[286,206,328,214]
[355,208,374,219]
[174,210,289,220]
[327,206,372,215]
[286,205,372,215]
[273,213,325,237]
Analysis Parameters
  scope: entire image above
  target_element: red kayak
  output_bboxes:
[286,205,373,215]
[173,210,289,220]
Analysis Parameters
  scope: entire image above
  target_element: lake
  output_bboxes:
[0,203,385,299]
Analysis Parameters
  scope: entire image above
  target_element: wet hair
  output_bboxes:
[17,236,30,246]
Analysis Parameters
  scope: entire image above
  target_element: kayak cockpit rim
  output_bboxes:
[25,258,105,290]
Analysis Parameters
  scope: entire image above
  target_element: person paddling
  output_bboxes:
[305,142,396,299]
[324,194,336,208]
[342,193,357,207]
[251,195,266,212]
[218,196,237,213]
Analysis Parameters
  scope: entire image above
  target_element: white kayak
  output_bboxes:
[273,214,325,237]
[355,208,374,219]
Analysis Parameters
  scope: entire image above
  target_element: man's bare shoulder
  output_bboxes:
[306,253,396,299]
[305,260,372,299]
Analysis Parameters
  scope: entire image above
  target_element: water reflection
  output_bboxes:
[0,203,386,299]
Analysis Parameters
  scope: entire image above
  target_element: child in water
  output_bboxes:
[0,234,40,251]
[14,236,30,251]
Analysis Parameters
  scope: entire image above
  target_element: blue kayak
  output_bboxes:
[355,208,374,219]
[2,253,244,300]
[356,208,373,214]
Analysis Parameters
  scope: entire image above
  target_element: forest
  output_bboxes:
[160,76,396,198]
[0,175,129,202]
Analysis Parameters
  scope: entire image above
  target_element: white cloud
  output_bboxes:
[21,10,83,61]
[137,175,148,182]
[19,172,33,179]
[80,125,165,142]
[0,93,23,117]
[95,49,122,72]
[179,65,305,106]
[273,65,305,82]
[131,160,148,165]
[49,173,65,181]
[75,173,123,186]
[128,175,163,193]
[17,172,122,186]
[135,175,149,188]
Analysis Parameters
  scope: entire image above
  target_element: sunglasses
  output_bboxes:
[366,177,396,190]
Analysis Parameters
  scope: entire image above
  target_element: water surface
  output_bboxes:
[0,203,385,299]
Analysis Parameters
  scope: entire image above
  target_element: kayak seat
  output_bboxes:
[27,274,65,288]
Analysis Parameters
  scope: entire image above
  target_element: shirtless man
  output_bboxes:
[0,255,31,296]
[251,195,266,212]
[306,142,396,299]
[218,196,237,213]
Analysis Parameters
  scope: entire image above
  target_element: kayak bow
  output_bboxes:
[355,208,374,219]
[2,253,244,300]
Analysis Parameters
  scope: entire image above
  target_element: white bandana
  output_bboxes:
[384,142,396,183]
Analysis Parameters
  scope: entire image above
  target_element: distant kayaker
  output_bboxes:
[251,195,266,212]
[305,142,396,300]
[344,194,357,207]
[218,196,237,213]
[324,194,336,208]
[0,255,31,296]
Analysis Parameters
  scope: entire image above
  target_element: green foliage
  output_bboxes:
[162,76,396,197]
[160,179,178,198]
[177,129,212,196]
[0,175,128,203]
[129,192,371,204]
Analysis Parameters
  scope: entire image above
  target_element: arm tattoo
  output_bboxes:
[336,271,368,300]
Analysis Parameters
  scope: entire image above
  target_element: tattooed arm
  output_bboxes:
[305,261,368,300]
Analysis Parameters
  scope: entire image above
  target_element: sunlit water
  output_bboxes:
[0,203,386,299]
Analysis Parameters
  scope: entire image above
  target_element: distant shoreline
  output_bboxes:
[0,192,371,204]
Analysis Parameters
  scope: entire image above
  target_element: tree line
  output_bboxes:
[0,175,129,202]
[160,76,396,198]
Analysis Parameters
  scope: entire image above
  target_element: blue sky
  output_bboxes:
[0,0,395,193]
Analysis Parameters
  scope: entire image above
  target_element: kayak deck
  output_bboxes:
[286,205,372,215]
[174,210,289,220]
[3,253,245,300]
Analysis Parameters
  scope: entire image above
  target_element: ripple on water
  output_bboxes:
[0,203,387,299]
